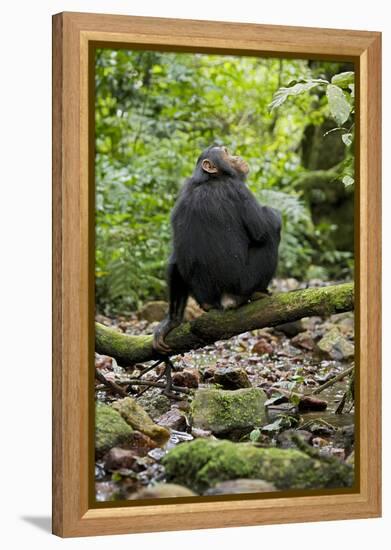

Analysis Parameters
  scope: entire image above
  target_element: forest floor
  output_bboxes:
[94,279,355,502]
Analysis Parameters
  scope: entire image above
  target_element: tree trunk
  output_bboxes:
[96,282,354,366]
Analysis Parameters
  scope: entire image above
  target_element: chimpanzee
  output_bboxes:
[153,145,282,353]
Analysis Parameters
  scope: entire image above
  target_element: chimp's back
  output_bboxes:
[171,177,250,305]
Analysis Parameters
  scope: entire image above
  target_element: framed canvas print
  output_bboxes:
[52,12,381,537]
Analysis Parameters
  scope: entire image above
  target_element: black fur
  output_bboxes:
[153,146,281,352]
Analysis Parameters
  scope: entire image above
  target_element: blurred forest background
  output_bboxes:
[95,49,355,315]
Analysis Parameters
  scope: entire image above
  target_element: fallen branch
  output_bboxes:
[312,365,354,395]
[124,379,190,394]
[96,282,354,366]
[95,369,128,397]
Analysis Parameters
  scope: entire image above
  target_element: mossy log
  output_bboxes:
[96,282,354,366]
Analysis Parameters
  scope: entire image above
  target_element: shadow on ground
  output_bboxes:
[21,516,51,534]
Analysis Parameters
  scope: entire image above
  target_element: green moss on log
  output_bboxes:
[95,324,153,364]
[95,283,354,365]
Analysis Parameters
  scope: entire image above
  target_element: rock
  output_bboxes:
[330,312,354,332]
[276,429,314,449]
[213,367,251,389]
[273,278,300,292]
[162,439,354,493]
[337,316,355,336]
[191,427,214,439]
[112,397,170,446]
[174,400,191,413]
[306,422,335,437]
[95,402,134,458]
[172,368,199,388]
[137,393,171,419]
[298,395,327,412]
[128,431,158,455]
[190,388,267,435]
[274,320,305,337]
[156,409,187,431]
[200,366,216,381]
[95,481,122,502]
[334,425,355,455]
[312,437,329,448]
[95,354,113,370]
[137,298,204,323]
[291,331,316,350]
[252,338,273,355]
[317,327,354,360]
[204,479,276,495]
[130,483,197,499]
[137,301,168,322]
[104,447,139,471]
[257,329,277,341]
[301,316,323,330]
[95,463,106,481]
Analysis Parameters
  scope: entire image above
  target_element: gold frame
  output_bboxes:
[52,11,382,537]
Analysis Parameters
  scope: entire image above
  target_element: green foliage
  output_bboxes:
[269,78,328,110]
[326,84,351,126]
[270,70,355,184]
[331,71,354,88]
[95,49,354,314]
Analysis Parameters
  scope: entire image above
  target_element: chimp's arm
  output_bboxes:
[239,186,282,244]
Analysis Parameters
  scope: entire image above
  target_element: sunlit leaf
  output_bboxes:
[342,133,353,146]
[261,418,284,433]
[342,175,354,187]
[269,79,328,110]
[331,71,354,88]
[326,84,351,126]
[249,428,261,442]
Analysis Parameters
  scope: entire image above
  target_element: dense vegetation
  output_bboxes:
[95,49,355,315]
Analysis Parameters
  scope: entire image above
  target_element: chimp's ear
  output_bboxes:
[201,159,218,174]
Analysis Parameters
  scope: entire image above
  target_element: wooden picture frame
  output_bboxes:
[52,11,381,538]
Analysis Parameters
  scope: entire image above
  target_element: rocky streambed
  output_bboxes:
[95,283,355,502]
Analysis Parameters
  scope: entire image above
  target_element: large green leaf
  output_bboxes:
[326,84,351,126]
[331,71,354,89]
[269,79,328,110]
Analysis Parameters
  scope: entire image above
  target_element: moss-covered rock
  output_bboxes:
[190,388,267,435]
[95,402,134,458]
[162,439,354,493]
[111,397,170,446]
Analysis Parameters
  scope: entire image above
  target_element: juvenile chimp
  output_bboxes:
[153,145,282,353]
